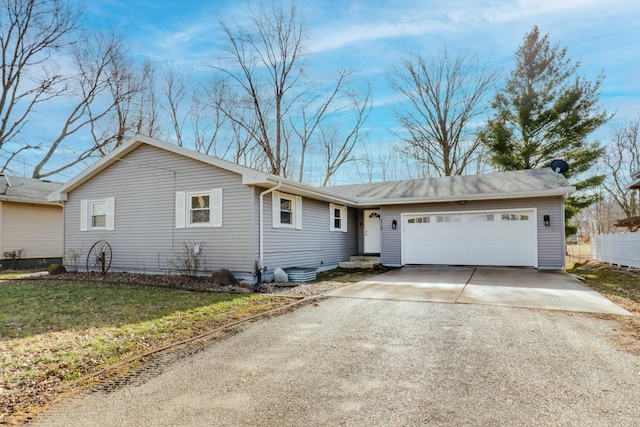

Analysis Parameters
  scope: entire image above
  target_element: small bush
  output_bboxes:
[172,242,207,276]
[3,249,24,269]
[48,264,67,275]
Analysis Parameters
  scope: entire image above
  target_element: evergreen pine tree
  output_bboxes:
[479,26,610,235]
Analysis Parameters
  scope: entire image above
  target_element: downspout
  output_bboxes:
[562,193,569,271]
[259,182,283,280]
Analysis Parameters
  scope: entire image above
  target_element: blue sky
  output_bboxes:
[84,0,639,115]
[19,0,640,182]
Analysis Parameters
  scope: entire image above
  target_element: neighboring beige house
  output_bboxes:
[0,174,63,269]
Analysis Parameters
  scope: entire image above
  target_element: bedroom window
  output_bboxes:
[189,193,210,225]
[280,195,293,225]
[175,189,223,228]
[91,201,107,228]
[272,191,302,229]
[329,204,347,232]
[80,198,115,231]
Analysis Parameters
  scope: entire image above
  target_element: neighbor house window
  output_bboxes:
[329,204,347,232]
[272,191,302,229]
[175,189,223,228]
[80,198,115,231]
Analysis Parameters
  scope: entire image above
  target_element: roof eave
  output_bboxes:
[354,187,576,206]
[1,195,61,205]
[47,138,146,201]
[256,177,358,207]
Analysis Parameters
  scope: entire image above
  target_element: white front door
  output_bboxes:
[364,209,381,254]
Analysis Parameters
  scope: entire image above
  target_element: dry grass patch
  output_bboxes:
[0,279,297,423]
[570,261,640,356]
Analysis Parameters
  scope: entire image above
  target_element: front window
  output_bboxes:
[280,197,293,225]
[329,204,347,232]
[333,207,342,229]
[190,193,210,224]
[91,201,107,228]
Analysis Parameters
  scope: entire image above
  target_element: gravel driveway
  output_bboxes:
[32,297,640,426]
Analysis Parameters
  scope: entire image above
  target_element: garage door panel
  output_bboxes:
[403,210,537,267]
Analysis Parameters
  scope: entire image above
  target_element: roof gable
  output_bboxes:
[48,135,272,201]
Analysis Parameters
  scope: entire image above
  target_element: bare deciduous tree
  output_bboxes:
[212,1,369,183]
[390,48,499,176]
[94,60,162,157]
[0,0,162,178]
[601,116,640,218]
[161,66,187,147]
[579,192,625,236]
[214,1,305,176]
[320,89,371,185]
[193,78,231,156]
[0,0,81,152]
[32,33,139,178]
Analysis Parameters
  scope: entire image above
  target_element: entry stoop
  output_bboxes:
[338,256,381,269]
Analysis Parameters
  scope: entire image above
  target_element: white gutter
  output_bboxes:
[259,182,283,268]
[355,187,577,206]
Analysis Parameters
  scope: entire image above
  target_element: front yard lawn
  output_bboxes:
[569,263,640,305]
[0,279,298,423]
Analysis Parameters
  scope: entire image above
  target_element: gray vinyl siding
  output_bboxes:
[64,145,255,275]
[260,190,357,270]
[380,196,566,269]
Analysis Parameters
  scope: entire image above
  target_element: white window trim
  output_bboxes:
[175,189,223,229]
[329,203,348,232]
[272,191,302,230]
[80,197,115,231]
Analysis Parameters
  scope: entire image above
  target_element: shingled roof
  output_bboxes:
[325,169,574,204]
[0,175,63,204]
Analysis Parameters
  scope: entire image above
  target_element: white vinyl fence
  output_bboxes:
[591,232,640,268]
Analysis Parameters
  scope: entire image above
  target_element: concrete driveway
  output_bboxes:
[33,297,640,426]
[328,266,630,315]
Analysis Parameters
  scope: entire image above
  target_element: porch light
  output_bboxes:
[392,219,397,229]
[543,215,550,227]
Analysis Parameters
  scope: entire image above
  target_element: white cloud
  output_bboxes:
[306,0,638,54]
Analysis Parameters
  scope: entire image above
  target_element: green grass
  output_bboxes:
[0,279,295,417]
[569,267,640,303]
[0,280,253,338]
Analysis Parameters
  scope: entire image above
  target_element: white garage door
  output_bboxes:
[402,210,537,267]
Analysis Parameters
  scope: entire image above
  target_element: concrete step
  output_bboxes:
[338,260,381,269]
[349,256,381,263]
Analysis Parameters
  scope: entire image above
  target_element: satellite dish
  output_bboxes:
[550,159,569,174]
